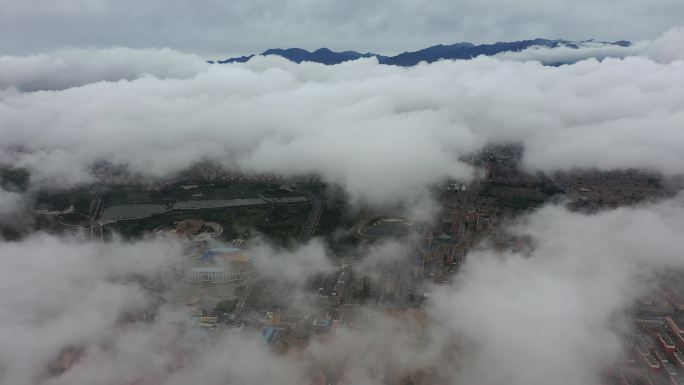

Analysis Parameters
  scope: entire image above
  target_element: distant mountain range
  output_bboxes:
[211,39,631,66]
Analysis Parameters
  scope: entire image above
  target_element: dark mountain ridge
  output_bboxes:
[210,38,631,66]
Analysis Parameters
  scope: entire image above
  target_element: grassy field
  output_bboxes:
[477,183,549,210]
[314,196,364,253]
[167,182,300,201]
[35,188,93,214]
[56,213,90,226]
[100,182,301,206]
[101,186,159,205]
[0,167,30,191]
[105,202,312,245]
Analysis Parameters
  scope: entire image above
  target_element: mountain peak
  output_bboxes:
[213,38,632,66]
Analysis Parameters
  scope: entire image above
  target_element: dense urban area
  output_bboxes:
[2,145,683,385]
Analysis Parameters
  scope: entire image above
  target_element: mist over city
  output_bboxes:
[1,1,684,385]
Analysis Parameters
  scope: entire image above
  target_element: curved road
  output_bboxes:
[89,190,104,242]
[295,187,322,242]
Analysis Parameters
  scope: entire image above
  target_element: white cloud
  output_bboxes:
[0,234,183,385]
[495,26,684,65]
[428,198,684,385]
[0,47,208,91]
[2,26,684,385]
[1,31,684,208]
[495,40,643,64]
[249,237,334,282]
[643,26,684,63]
[0,187,24,218]
[3,199,684,385]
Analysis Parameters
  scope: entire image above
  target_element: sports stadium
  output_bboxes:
[183,247,257,284]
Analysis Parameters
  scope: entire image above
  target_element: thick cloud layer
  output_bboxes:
[0,187,23,217]
[0,234,325,385]
[497,26,684,64]
[311,198,684,385]
[249,237,334,282]
[429,199,684,385]
[0,235,184,385]
[2,29,684,207]
[3,25,684,385]
[4,199,684,384]
[0,48,208,92]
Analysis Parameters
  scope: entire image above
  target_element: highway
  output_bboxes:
[88,190,104,243]
[295,186,322,242]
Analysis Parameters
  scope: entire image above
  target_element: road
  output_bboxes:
[88,189,104,243]
[295,186,322,242]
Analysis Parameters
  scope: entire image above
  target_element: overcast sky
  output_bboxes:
[1,0,684,57]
